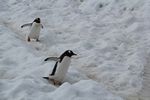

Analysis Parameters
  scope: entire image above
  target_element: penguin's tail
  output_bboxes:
[43,77,49,80]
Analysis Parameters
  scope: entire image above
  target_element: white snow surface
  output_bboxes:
[0,0,149,100]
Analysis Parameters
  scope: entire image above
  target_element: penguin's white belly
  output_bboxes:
[29,23,41,39]
[52,57,71,82]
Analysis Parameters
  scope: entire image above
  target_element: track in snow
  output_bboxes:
[139,54,150,100]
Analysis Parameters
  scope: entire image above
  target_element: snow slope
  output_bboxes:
[0,23,122,100]
[0,0,150,100]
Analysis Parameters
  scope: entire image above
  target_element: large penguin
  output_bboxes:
[43,50,77,85]
[21,18,43,42]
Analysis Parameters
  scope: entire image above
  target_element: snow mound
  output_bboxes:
[0,79,123,100]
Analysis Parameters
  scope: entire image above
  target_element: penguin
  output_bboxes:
[21,18,43,42]
[43,50,77,85]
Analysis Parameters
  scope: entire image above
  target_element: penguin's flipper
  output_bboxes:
[43,77,49,80]
[44,57,58,61]
[21,23,32,28]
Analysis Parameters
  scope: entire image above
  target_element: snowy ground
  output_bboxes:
[0,0,150,100]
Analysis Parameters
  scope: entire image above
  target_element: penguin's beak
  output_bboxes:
[73,52,77,56]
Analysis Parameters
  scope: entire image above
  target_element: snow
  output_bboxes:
[0,0,150,100]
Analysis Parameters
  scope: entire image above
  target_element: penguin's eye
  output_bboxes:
[68,50,71,54]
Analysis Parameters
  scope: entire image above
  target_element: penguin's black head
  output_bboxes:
[65,50,77,57]
[33,18,40,23]
[59,50,77,62]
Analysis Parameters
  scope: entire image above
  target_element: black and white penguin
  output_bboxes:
[21,18,43,42]
[43,50,77,85]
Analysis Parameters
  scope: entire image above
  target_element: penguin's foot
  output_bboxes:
[27,37,30,42]
[50,79,62,85]
[36,39,40,42]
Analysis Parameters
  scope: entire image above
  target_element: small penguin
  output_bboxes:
[43,50,77,85]
[21,18,43,42]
